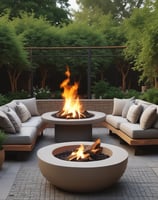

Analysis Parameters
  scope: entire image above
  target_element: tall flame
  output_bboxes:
[60,66,84,119]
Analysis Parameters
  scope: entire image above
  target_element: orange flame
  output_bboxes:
[60,66,84,118]
[67,139,102,161]
[68,144,90,161]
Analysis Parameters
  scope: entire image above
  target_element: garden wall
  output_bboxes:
[37,99,113,127]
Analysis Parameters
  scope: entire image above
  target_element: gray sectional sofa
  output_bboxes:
[0,98,48,151]
[104,98,158,154]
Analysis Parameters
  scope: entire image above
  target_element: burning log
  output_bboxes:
[67,138,103,161]
[54,110,94,119]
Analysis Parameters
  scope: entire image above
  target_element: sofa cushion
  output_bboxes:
[0,110,16,133]
[126,104,143,123]
[15,98,39,116]
[140,105,157,129]
[22,116,44,130]
[120,122,158,139]
[5,108,22,132]
[112,97,135,116]
[15,102,31,122]
[135,99,152,111]
[122,98,135,118]
[3,126,38,145]
[106,114,128,129]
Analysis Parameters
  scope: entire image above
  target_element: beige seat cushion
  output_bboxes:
[106,115,128,129]
[120,122,158,139]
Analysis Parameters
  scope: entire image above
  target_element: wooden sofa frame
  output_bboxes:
[103,121,158,155]
[3,123,48,152]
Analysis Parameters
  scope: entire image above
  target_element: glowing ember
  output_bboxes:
[56,66,86,119]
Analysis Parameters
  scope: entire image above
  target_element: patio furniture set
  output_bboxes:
[0,97,157,153]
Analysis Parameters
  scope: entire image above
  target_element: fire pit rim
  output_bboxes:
[42,110,106,125]
[37,142,128,168]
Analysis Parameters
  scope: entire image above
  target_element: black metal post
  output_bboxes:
[87,49,91,99]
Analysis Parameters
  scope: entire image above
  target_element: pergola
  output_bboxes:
[26,46,126,98]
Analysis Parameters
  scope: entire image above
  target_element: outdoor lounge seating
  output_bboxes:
[0,96,158,154]
[103,98,158,155]
[0,98,48,151]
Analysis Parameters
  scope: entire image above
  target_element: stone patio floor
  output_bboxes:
[0,128,158,200]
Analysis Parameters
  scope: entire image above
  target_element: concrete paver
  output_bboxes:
[0,128,158,200]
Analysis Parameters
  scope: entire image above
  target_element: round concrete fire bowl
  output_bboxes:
[37,142,128,193]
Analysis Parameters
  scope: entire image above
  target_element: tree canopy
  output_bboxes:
[0,0,158,95]
[0,0,71,25]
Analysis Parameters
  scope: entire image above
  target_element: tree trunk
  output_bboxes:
[7,69,21,92]
[40,68,48,88]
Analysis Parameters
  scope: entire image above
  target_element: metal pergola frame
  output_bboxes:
[26,46,126,99]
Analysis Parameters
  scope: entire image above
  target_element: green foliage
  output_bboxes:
[92,80,110,98]
[123,6,158,87]
[77,0,146,21]
[0,16,29,67]
[92,80,141,99]
[92,80,124,99]
[103,86,124,99]
[33,86,52,99]
[6,90,30,101]
[52,90,61,99]
[0,94,10,106]
[0,130,7,150]
[0,0,71,26]
[123,89,141,99]
[139,88,158,104]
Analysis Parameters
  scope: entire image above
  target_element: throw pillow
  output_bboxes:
[126,104,143,123]
[0,110,16,133]
[16,98,39,116]
[5,108,22,132]
[140,105,157,129]
[122,98,135,118]
[15,102,31,122]
[112,97,135,116]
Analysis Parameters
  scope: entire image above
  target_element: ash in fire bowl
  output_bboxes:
[54,139,109,161]
[53,110,94,119]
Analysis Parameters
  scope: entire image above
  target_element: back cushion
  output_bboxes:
[0,110,16,133]
[112,97,135,116]
[16,98,39,116]
[5,108,22,132]
[140,105,157,129]
[15,102,31,122]
[126,104,143,123]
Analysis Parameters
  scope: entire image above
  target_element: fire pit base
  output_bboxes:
[55,124,92,142]
[42,111,106,142]
[37,142,128,193]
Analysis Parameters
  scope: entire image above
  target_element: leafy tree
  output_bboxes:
[74,7,132,91]
[59,22,110,83]
[76,0,146,21]
[136,7,158,88]
[123,4,158,88]
[0,15,30,92]
[0,0,71,25]
[13,13,63,88]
